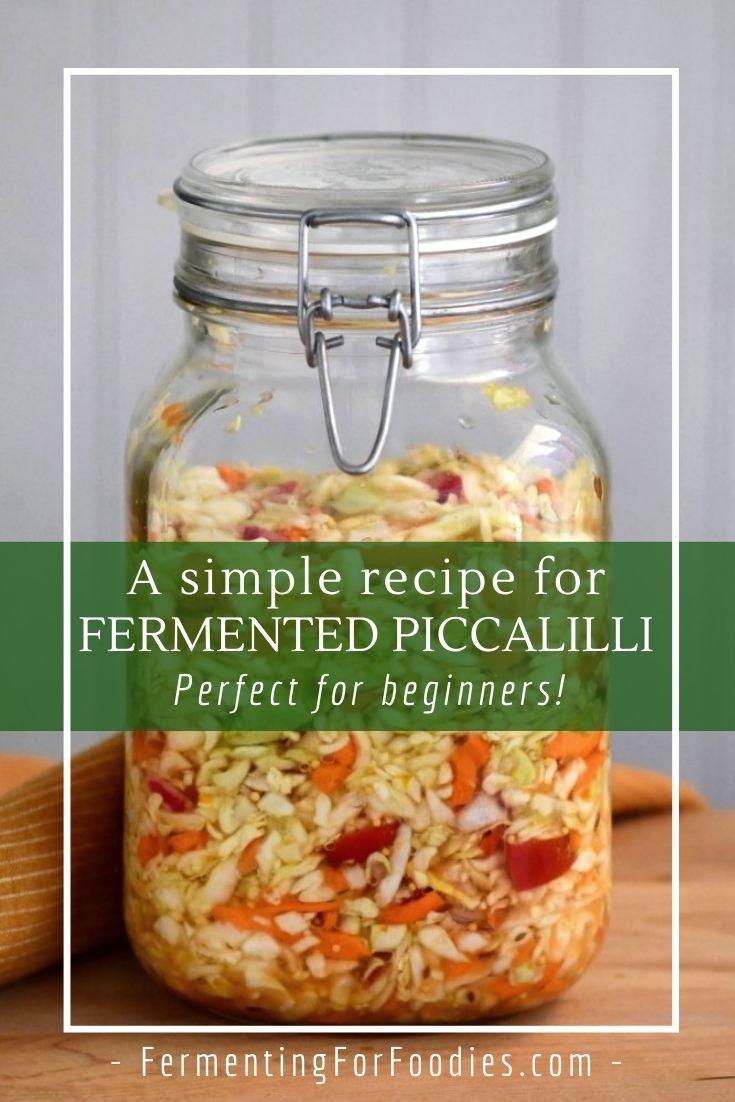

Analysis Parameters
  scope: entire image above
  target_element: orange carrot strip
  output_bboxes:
[448,748,479,808]
[538,960,568,997]
[311,737,356,794]
[448,758,476,807]
[535,477,556,496]
[210,904,297,944]
[448,735,490,807]
[464,734,491,768]
[544,730,602,760]
[137,833,167,866]
[316,929,371,961]
[311,761,348,793]
[278,526,311,541]
[572,749,605,796]
[168,830,208,854]
[442,959,493,981]
[211,904,268,931]
[161,401,187,428]
[378,890,446,925]
[323,866,349,892]
[487,976,535,1001]
[486,905,509,932]
[331,740,356,765]
[542,960,562,985]
[255,895,342,916]
[215,895,342,921]
[216,464,249,492]
[540,978,568,998]
[237,836,263,875]
[132,730,164,765]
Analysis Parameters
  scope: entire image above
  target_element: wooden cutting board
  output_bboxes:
[0,754,52,797]
[0,810,732,1100]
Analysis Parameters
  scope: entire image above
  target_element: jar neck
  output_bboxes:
[181,297,555,384]
[174,227,558,326]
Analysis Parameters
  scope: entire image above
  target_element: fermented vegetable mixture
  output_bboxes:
[125,445,609,1022]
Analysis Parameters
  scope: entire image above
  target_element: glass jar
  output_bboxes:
[124,134,610,1024]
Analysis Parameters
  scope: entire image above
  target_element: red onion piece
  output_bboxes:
[426,470,463,504]
[241,526,285,542]
[148,775,197,812]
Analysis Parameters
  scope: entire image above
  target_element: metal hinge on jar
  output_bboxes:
[297,209,422,476]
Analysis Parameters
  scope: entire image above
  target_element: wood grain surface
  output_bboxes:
[0,737,126,987]
[0,810,733,1100]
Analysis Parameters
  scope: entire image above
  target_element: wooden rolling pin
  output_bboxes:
[0,736,125,987]
[0,736,706,989]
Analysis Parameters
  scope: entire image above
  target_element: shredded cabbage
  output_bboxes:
[126,446,609,1024]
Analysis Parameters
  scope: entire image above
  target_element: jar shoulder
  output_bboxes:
[129,326,606,477]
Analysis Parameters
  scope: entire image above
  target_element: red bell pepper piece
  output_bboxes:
[148,775,198,813]
[275,480,299,495]
[480,824,506,857]
[323,821,399,866]
[426,470,463,504]
[505,834,575,891]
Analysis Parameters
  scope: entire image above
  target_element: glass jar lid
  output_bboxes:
[173,132,557,253]
[171,132,559,326]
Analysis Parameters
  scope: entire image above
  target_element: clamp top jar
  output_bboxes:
[125,133,609,1025]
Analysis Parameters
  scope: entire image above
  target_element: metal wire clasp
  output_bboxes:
[297,209,422,475]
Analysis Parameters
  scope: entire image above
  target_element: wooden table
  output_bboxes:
[0,811,733,1099]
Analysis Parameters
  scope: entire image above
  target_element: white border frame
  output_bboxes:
[62,66,679,1035]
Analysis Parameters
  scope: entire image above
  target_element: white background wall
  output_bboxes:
[1,0,733,805]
